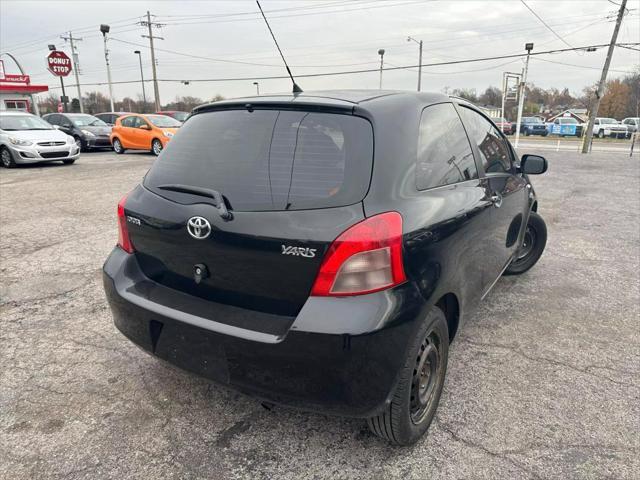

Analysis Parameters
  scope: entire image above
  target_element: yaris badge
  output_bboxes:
[187,216,211,240]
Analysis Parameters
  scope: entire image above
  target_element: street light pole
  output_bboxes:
[377,48,385,89]
[514,42,533,149]
[253,81,260,95]
[134,50,147,112]
[407,36,423,91]
[100,24,115,112]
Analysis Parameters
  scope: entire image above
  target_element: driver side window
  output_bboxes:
[458,106,513,174]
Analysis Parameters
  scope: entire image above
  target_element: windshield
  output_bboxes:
[144,109,374,211]
[0,114,53,131]
[147,115,182,128]
[67,114,107,127]
[172,112,189,122]
[600,118,618,124]
[523,117,542,124]
[559,118,578,124]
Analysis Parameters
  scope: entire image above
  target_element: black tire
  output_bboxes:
[62,159,76,165]
[367,307,449,445]
[542,132,548,137]
[1,146,16,168]
[525,129,530,136]
[151,139,163,156]
[112,138,125,154]
[504,211,547,275]
[597,130,605,139]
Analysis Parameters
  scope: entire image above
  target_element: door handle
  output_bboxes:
[490,193,503,208]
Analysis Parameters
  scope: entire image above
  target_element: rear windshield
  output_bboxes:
[144,109,374,211]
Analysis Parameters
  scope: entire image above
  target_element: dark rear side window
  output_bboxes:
[143,109,373,211]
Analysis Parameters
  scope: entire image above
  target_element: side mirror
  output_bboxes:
[52,125,61,130]
[521,154,548,175]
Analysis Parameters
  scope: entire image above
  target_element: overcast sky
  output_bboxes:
[1,0,639,105]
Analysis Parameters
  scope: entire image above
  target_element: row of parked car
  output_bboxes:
[0,110,189,167]
[491,116,639,139]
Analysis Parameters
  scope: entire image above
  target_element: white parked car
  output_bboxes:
[593,117,627,139]
[621,117,639,138]
[0,111,80,168]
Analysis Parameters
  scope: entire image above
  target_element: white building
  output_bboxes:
[0,58,48,113]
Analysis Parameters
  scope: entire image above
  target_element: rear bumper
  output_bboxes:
[103,247,425,417]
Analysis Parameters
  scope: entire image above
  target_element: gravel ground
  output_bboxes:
[1,149,638,480]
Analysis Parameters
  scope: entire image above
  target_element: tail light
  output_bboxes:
[117,193,135,253]
[311,212,406,297]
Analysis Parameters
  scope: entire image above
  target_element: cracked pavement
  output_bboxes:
[1,150,638,479]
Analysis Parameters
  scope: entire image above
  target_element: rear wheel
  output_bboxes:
[1,147,16,168]
[151,139,163,156]
[525,129,530,136]
[367,307,449,445]
[597,130,605,139]
[112,138,125,154]
[504,211,547,275]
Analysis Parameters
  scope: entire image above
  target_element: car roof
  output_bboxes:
[194,89,451,114]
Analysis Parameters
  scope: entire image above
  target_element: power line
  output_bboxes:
[520,0,574,48]
[44,42,639,90]
[532,57,634,74]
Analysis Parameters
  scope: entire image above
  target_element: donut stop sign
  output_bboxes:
[47,51,72,77]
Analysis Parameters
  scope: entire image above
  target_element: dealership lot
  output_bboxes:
[0,150,638,479]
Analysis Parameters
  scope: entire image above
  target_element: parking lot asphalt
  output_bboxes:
[1,149,638,480]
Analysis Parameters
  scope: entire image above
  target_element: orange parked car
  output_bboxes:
[110,113,181,156]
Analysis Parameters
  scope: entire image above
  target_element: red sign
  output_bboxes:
[1,74,30,84]
[47,51,72,77]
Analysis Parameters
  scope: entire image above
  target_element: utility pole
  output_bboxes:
[61,32,83,112]
[514,42,533,149]
[100,24,115,112]
[407,36,423,92]
[581,0,627,154]
[377,49,385,89]
[140,11,164,112]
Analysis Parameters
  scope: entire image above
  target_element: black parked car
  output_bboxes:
[103,90,548,445]
[94,112,133,127]
[43,113,112,151]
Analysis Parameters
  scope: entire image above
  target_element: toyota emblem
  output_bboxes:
[187,216,211,240]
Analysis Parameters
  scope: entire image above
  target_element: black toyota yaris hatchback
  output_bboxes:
[103,90,548,445]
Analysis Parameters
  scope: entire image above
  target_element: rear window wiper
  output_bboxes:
[157,184,233,220]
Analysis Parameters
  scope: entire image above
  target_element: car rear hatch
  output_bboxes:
[122,106,373,333]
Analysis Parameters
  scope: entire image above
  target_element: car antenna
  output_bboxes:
[256,0,303,94]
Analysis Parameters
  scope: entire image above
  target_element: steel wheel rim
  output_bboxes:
[153,141,162,155]
[410,331,441,424]
[114,140,121,152]
[1,150,11,166]
[516,226,536,261]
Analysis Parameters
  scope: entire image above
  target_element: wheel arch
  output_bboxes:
[435,292,460,342]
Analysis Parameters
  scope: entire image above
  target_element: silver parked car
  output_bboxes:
[622,117,639,138]
[0,111,80,168]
